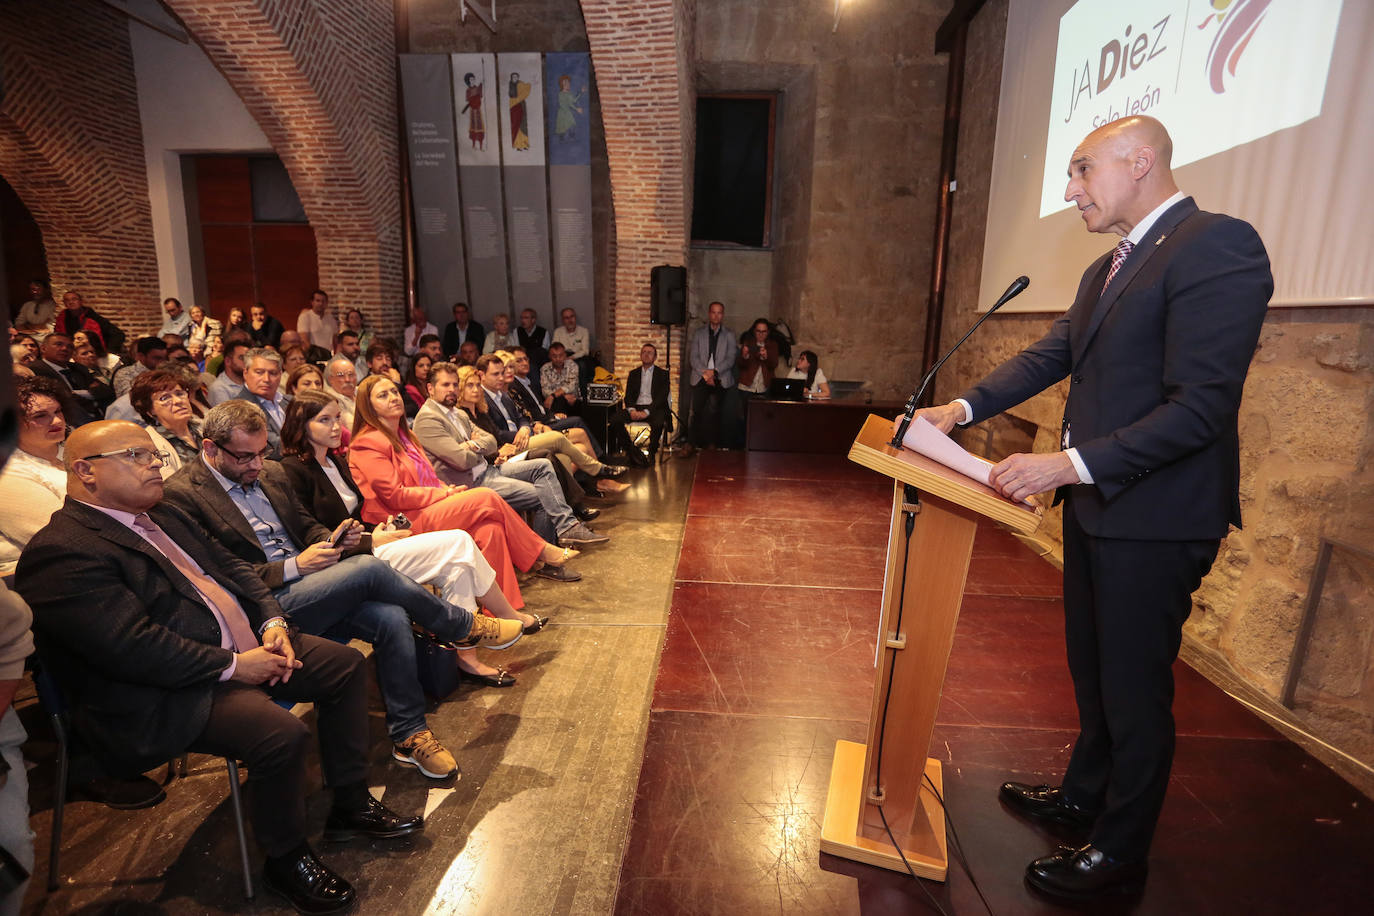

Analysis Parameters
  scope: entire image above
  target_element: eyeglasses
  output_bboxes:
[215,443,271,464]
[80,447,168,467]
[154,390,190,406]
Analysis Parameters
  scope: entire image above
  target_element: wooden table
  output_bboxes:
[745,395,905,453]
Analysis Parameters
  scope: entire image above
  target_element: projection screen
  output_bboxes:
[980,0,1372,311]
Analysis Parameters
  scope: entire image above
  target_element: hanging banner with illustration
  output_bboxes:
[544,52,595,323]
[496,52,554,323]
[451,52,509,322]
[398,54,467,327]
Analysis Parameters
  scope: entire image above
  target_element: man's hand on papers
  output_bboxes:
[891,402,966,438]
[989,452,1079,503]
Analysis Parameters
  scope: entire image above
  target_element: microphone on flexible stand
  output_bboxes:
[890,275,1030,448]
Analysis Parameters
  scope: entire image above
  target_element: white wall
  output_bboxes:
[129,18,270,309]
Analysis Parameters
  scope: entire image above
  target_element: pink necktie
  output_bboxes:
[133,513,259,652]
[1101,239,1134,294]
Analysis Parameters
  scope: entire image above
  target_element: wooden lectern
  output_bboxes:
[820,415,1042,879]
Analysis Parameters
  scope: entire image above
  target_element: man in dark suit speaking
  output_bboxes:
[16,421,422,913]
[908,116,1272,899]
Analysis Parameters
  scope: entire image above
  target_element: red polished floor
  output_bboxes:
[613,450,1374,915]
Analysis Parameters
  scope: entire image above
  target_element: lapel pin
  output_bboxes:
[1155,234,1169,246]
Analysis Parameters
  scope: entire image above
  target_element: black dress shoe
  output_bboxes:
[459,664,516,687]
[263,846,356,914]
[999,782,1097,830]
[1025,844,1147,899]
[574,504,600,522]
[522,614,549,634]
[323,794,424,842]
[73,773,166,810]
[597,464,627,479]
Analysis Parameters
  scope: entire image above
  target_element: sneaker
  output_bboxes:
[559,522,610,546]
[392,729,458,779]
[456,614,524,650]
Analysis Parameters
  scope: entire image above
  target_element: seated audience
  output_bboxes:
[552,307,593,388]
[186,337,208,372]
[402,353,432,419]
[402,305,438,360]
[482,312,518,354]
[208,335,250,405]
[0,377,68,576]
[278,344,309,392]
[163,402,524,780]
[11,335,38,366]
[618,342,672,463]
[248,302,285,349]
[159,297,193,342]
[505,349,604,456]
[334,329,365,382]
[72,329,120,373]
[343,308,374,359]
[18,419,423,913]
[788,349,831,399]
[324,355,359,433]
[453,365,593,511]
[442,301,484,359]
[281,392,546,687]
[53,290,125,356]
[539,342,583,416]
[204,335,225,375]
[414,362,606,546]
[455,339,481,367]
[31,332,110,425]
[223,307,247,337]
[364,341,401,384]
[287,363,325,398]
[234,347,288,458]
[477,356,625,492]
[348,375,583,584]
[113,336,169,397]
[516,308,551,370]
[130,369,202,476]
[185,304,222,349]
[14,278,56,337]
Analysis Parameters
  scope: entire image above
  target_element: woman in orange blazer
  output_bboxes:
[348,376,582,604]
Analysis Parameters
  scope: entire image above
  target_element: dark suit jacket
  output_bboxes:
[482,388,531,445]
[961,198,1272,541]
[625,365,671,422]
[162,456,359,590]
[30,359,107,425]
[507,377,548,422]
[442,319,486,359]
[281,453,368,533]
[17,498,282,774]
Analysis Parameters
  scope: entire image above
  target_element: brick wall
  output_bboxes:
[580,0,694,395]
[165,0,406,340]
[0,0,160,340]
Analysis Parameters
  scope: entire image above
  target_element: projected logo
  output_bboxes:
[1039,0,1343,218]
[1200,0,1272,94]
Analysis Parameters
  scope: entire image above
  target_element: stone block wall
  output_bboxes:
[945,0,1374,776]
[166,0,406,339]
[0,0,160,336]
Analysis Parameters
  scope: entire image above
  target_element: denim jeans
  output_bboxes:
[272,554,475,743]
[476,457,575,540]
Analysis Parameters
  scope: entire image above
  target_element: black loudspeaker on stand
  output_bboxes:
[650,265,686,326]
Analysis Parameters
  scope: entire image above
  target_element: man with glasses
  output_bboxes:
[163,401,523,785]
[17,419,425,912]
[233,348,287,459]
[323,355,358,430]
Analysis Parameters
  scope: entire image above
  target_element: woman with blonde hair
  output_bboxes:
[348,376,582,599]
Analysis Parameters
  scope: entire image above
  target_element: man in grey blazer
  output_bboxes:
[911,116,1271,899]
[413,362,606,546]
[687,300,738,449]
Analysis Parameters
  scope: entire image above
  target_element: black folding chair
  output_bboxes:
[31,659,254,898]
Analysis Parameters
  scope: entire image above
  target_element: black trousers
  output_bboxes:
[1059,497,1219,861]
[187,633,368,857]
[689,381,729,447]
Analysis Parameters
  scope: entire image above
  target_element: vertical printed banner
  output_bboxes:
[496,53,554,325]
[544,52,595,327]
[451,53,510,323]
[398,54,467,328]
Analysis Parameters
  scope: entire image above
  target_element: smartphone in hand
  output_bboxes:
[323,519,353,547]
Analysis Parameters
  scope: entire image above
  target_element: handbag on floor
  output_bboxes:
[412,625,462,699]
